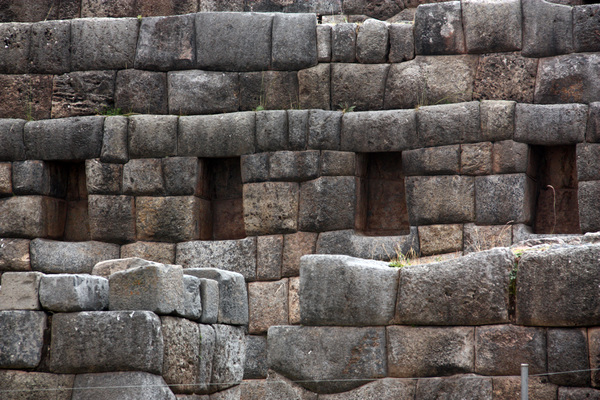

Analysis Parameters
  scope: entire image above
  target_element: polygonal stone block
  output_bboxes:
[136,196,205,242]
[0,23,30,74]
[257,234,283,280]
[462,0,522,53]
[548,328,590,387]
[128,115,177,158]
[331,23,357,62]
[461,142,492,175]
[493,376,558,400]
[317,24,331,62]
[559,387,600,399]
[417,102,481,147]
[356,19,389,63]
[480,100,515,142]
[288,110,309,150]
[414,1,465,55]
[256,111,287,152]
[80,0,136,17]
[341,110,416,152]
[492,140,529,174]
[475,174,534,224]
[320,151,356,176]
[244,182,299,236]
[298,176,356,232]
[91,257,153,278]
[579,181,600,233]
[248,279,288,334]
[418,224,463,256]
[271,13,317,70]
[115,69,168,115]
[332,64,389,111]
[239,70,299,111]
[0,370,74,400]
[0,311,46,368]
[402,145,460,176]
[388,22,414,63]
[0,271,43,310]
[473,53,538,103]
[0,74,53,120]
[308,110,342,150]
[85,159,122,194]
[298,63,331,110]
[123,158,165,195]
[0,238,31,272]
[30,239,119,274]
[120,242,175,265]
[522,0,572,57]
[244,335,268,380]
[574,4,600,53]
[39,274,108,312]
[463,223,512,254]
[416,375,492,399]
[168,70,240,115]
[175,275,202,321]
[30,20,71,74]
[12,160,67,197]
[0,119,26,161]
[269,151,320,182]
[282,231,318,277]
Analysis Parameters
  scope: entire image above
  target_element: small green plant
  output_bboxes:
[338,103,356,113]
[137,15,143,21]
[98,106,124,116]
[389,247,419,268]
[253,72,270,112]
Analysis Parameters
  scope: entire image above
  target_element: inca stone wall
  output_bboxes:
[2,0,600,398]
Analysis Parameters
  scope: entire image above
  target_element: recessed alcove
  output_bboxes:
[355,152,410,236]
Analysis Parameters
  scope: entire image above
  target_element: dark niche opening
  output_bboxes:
[355,152,410,236]
[529,145,581,234]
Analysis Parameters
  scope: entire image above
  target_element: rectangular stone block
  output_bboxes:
[321,151,356,176]
[0,196,66,239]
[493,376,558,400]
[120,242,175,265]
[288,276,300,324]
[115,69,168,115]
[138,0,198,15]
[88,195,135,243]
[257,235,283,280]
[249,279,288,334]
[212,324,246,392]
[0,271,42,310]
[40,274,108,313]
[85,159,122,195]
[319,378,415,400]
[0,370,74,400]
[462,0,521,54]
[0,74,53,120]
[461,142,492,175]
[128,115,177,158]
[389,22,415,63]
[239,70,299,111]
[559,387,600,399]
[341,110,416,152]
[402,145,460,176]
[175,275,202,321]
[49,311,163,374]
[418,224,463,256]
[271,13,317,70]
[199,278,219,324]
[473,53,538,103]
[588,327,600,388]
[29,20,71,74]
[475,174,534,224]
[332,64,389,111]
[136,196,204,242]
[522,0,573,57]
[269,151,320,182]
[0,311,46,369]
[331,23,357,62]
[580,181,600,233]
[480,100,515,142]
[30,239,119,275]
[0,163,10,196]
[244,335,268,380]
[161,316,201,394]
[298,63,330,110]
[299,176,356,232]
[162,157,202,196]
[288,110,309,150]
[492,140,529,174]
[515,104,587,145]
[256,110,287,152]
[0,23,30,74]
[574,4,600,53]
[91,257,152,278]
[356,19,388,64]
[414,1,465,55]
[12,160,67,197]
[123,158,165,195]
[282,232,317,278]
[80,0,136,17]
[72,371,175,400]
[0,238,31,271]
[463,223,512,254]
[417,102,481,147]
[548,328,590,387]
[416,374,492,399]
[317,24,331,62]
[308,110,342,150]
[244,182,299,236]
[101,116,129,164]
[168,70,239,115]
[0,119,26,161]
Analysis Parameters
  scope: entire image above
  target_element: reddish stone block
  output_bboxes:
[0,75,53,120]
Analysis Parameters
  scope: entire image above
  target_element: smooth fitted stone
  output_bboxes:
[175,275,203,321]
[183,268,248,325]
[248,279,288,334]
[402,145,460,176]
[244,182,299,236]
[299,176,355,232]
[414,1,465,55]
[578,143,600,181]
[492,140,529,174]
[356,19,389,63]
[319,378,415,400]
[179,113,255,157]
[0,119,26,161]
[163,157,201,196]
[515,104,587,145]
[135,15,195,71]
[300,255,397,326]
[123,159,164,195]
[71,18,138,70]
[580,181,600,233]
[136,196,203,242]
[398,248,512,325]
[257,235,283,280]
[109,264,184,314]
[517,244,600,326]
[128,115,177,158]
[534,53,600,104]
[341,110,416,152]
[547,328,590,386]
[92,257,154,278]
[462,0,521,53]
[317,24,331,62]
[196,12,272,71]
[29,20,71,74]
[463,223,512,254]
[475,174,534,224]
[24,116,104,160]
[80,0,136,17]
[389,23,414,63]
[30,239,119,274]
[256,111,287,152]
[39,274,108,312]
[0,196,66,239]
[559,387,600,400]
[405,176,475,225]
[574,4,600,52]
[282,232,318,277]
[196,278,218,325]
[168,70,239,115]
[0,271,42,310]
[115,69,168,115]
[0,311,46,368]
[72,372,175,400]
[271,13,317,70]
[120,242,175,265]
[239,70,299,110]
[161,316,201,394]
[418,224,463,256]
[269,151,319,182]
[240,153,269,183]
[417,102,480,147]
[332,63,389,111]
[493,376,558,400]
[85,159,122,194]
[11,160,67,197]
[480,100,515,141]
[288,110,309,150]
[0,370,74,400]
[0,238,30,271]
[262,370,318,400]
[461,142,492,175]
[308,110,342,150]
[475,325,546,375]
[50,311,163,374]
[298,63,331,110]
[522,0,572,57]
[331,23,357,62]
[211,324,246,392]
[0,23,30,73]
[268,326,386,394]
[88,195,136,243]
[416,374,492,399]
[321,151,356,176]
[244,335,268,379]
[101,116,129,164]
[0,74,53,120]
[387,326,474,377]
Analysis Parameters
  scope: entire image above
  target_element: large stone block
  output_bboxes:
[415,375,492,399]
[463,223,512,254]
[580,181,600,233]
[0,74,53,120]
[578,143,600,181]
[317,24,331,62]
[49,311,163,374]
[0,163,10,196]
[271,13,317,70]
[298,176,355,232]
[331,23,357,62]
[319,377,415,400]
[492,140,529,174]
[342,0,401,19]
[522,0,572,57]
[475,324,547,375]
[417,102,481,147]
[168,70,239,115]
[475,174,534,224]
[405,175,475,225]
[0,196,65,239]
[135,15,195,71]
[88,195,136,243]
[0,119,26,161]
[91,257,153,278]
[493,376,558,400]
[175,275,203,321]
[0,370,74,400]
[128,115,177,158]
[211,324,246,392]
[320,151,356,176]
[402,145,460,176]
[473,53,538,103]
[30,20,71,74]
[480,100,515,142]
[244,182,299,236]
[0,311,46,368]
[548,328,590,386]
[298,63,330,110]
[196,12,272,71]
[418,224,463,256]
[161,316,201,394]
[261,370,317,400]
[239,71,299,111]
[136,196,205,242]
[282,231,318,277]
[0,271,42,310]
[115,69,168,115]
[183,268,248,325]
[257,235,283,281]
[162,157,202,196]
[268,326,386,394]
[559,387,600,400]
[574,4,600,53]
[24,116,104,160]
[85,159,122,195]
[288,276,300,325]
[39,274,108,312]
[307,110,342,150]
[80,0,136,17]
[0,23,30,73]
[0,238,30,271]
[300,255,397,326]
[244,335,268,380]
[341,110,416,152]
[389,22,414,63]
[517,244,600,326]
[331,64,389,111]
[288,110,309,150]
[387,326,474,377]
[139,0,198,15]
[356,19,389,63]
[101,116,129,164]
[71,18,138,70]
[461,142,492,175]
[256,111,287,153]
[397,248,512,325]
[31,239,119,274]
[515,104,587,145]
[249,279,288,334]
[414,1,465,55]
[269,151,320,182]
[12,160,67,197]
[462,0,521,53]
[72,372,175,400]
[123,158,165,195]
[179,113,255,157]
[120,242,176,264]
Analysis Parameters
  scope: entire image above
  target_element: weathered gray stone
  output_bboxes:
[574,4,600,52]
[271,13,317,70]
[282,231,318,277]
[128,115,178,159]
[341,110,416,152]
[136,196,205,242]
[120,242,176,265]
[418,224,463,256]
[0,238,30,271]
[300,255,397,326]
[0,162,10,196]
[195,323,216,394]
[0,74,53,120]
[492,140,529,174]
[85,159,122,195]
[577,143,600,182]
[71,18,139,70]
[268,326,386,394]
[405,176,475,225]
[249,279,288,334]
[161,316,201,394]
[462,0,521,53]
[101,116,129,164]
[183,268,248,325]
[196,12,272,71]
[240,153,269,183]
[109,263,184,314]
[559,387,600,400]
[299,176,355,232]
[580,181,600,233]
[417,102,480,147]
[31,239,119,274]
[548,328,590,386]
[139,0,199,15]
[12,160,67,197]
[39,274,108,312]
[72,372,175,400]
[168,70,239,115]
[475,174,535,224]
[163,157,202,196]
[402,145,460,176]
[210,385,241,400]
[88,195,136,243]
[321,151,356,176]
[534,53,600,104]
[415,374,492,399]
[0,23,30,74]
[244,182,299,236]
[257,235,283,281]
[463,223,512,254]
[319,377,415,400]
[239,70,299,111]
[298,63,331,110]
[0,119,26,161]
[475,324,547,375]
[387,326,474,377]
[244,335,268,379]
[115,69,168,115]
[135,14,195,71]
[317,24,331,62]
[473,53,538,103]
[256,111,287,152]
[269,151,320,181]
[288,277,300,325]
[522,0,572,57]
[262,370,317,400]
[24,116,104,160]
[50,311,163,374]
[343,0,401,19]
[461,142,492,175]
[332,63,389,111]
[211,324,246,392]
[0,370,74,400]
[493,376,558,400]
[92,257,153,278]
[356,19,389,63]
[174,275,202,321]
[331,23,357,62]
[389,22,414,63]
[0,196,66,239]
[480,100,515,142]
[515,104,588,145]
[414,1,465,55]
[308,110,342,150]
[397,248,512,325]
[588,103,600,143]
[80,0,136,17]
[179,113,255,157]
[517,244,600,326]
[288,110,309,150]
[0,271,42,310]
[29,20,71,74]
[0,311,46,368]
[123,159,164,195]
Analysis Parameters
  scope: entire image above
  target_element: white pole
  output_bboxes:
[521,363,529,400]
